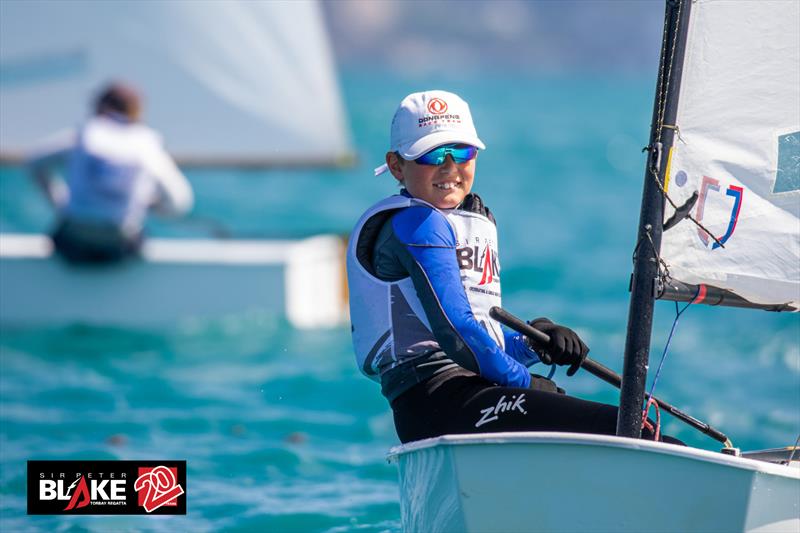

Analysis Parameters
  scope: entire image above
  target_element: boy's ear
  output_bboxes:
[386,152,404,183]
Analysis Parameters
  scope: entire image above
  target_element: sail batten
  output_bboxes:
[0,0,353,167]
[660,0,800,311]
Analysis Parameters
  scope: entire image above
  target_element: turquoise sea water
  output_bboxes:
[1,70,799,532]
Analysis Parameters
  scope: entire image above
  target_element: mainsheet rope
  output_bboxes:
[641,287,701,439]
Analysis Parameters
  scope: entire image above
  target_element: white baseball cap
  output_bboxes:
[374,90,486,176]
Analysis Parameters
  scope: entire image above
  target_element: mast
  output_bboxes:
[617,0,693,439]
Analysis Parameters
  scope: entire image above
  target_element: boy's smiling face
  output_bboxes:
[386,152,476,209]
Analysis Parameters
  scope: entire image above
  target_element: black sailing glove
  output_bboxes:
[528,318,589,377]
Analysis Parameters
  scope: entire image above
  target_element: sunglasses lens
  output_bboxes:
[450,145,478,162]
[415,144,477,165]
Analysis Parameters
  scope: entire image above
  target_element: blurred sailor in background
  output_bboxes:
[27,82,193,263]
[347,90,682,445]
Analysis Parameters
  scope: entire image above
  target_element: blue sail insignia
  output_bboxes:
[773,131,800,193]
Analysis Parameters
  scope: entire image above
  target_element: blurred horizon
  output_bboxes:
[323,0,664,76]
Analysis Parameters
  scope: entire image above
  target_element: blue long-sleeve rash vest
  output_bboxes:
[388,205,538,388]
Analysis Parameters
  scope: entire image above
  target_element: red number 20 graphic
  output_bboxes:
[134,466,184,512]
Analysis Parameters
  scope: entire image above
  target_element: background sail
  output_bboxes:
[0,0,353,167]
[661,0,800,310]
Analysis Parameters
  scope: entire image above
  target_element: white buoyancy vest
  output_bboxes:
[347,194,503,382]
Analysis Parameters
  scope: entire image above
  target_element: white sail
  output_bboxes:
[661,0,800,309]
[0,0,352,166]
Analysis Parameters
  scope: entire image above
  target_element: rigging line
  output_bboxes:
[642,143,725,249]
[632,223,672,285]
[644,225,671,281]
[631,223,671,291]
[642,397,662,441]
[661,124,685,144]
[658,0,683,142]
[654,0,671,139]
[642,287,700,419]
[654,0,683,141]
[650,170,726,249]
[630,234,646,264]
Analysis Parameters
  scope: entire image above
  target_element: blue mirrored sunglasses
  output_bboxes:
[414,143,478,166]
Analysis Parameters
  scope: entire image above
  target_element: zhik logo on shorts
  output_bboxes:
[28,460,186,515]
[475,394,527,428]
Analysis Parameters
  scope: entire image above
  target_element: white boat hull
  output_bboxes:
[388,433,800,532]
[0,233,347,329]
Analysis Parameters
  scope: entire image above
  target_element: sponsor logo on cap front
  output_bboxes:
[427,98,448,114]
[417,113,463,128]
[418,99,463,128]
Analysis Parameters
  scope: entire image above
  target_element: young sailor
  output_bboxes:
[27,82,194,263]
[347,90,681,444]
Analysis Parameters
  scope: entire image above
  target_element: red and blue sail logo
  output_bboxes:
[694,175,744,250]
